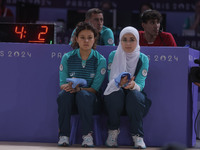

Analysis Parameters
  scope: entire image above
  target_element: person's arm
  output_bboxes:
[134,54,149,91]
[64,83,100,94]
[89,54,107,93]
[194,82,200,87]
[80,87,97,94]
[107,50,116,80]
[59,52,74,93]
[68,28,76,45]
[59,54,69,87]
[102,28,115,46]
[60,82,74,93]
[190,14,200,31]
[164,32,177,47]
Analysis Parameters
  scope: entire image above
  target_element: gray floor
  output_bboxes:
[0,140,199,150]
[195,139,200,148]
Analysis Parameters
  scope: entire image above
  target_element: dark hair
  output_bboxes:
[141,9,162,23]
[85,8,103,20]
[71,22,98,49]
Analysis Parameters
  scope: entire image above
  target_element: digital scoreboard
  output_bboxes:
[0,23,56,44]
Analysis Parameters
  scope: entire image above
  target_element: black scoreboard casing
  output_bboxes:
[0,23,56,44]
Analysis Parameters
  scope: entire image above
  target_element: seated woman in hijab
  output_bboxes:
[104,26,151,149]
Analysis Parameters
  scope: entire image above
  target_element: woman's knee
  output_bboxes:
[57,90,74,104]
[104,92,125,113]
[126,90,145,105]
[104,89,124,103]
[76,90,96,105]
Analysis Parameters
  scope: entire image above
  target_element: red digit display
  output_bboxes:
[38,26,48,41]
[0,23,55,44]
[28,25,49,43]
[15,26,25,39]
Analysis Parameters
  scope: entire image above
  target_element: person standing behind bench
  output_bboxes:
[57,22,107,147]
[183,0,200,34]
[69,8,115,46]
[139,9,177,46]
[104,26,151,148]
[0,0,13,18]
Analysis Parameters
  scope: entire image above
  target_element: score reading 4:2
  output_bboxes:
[15,25,48,43]
[0,23,55,44]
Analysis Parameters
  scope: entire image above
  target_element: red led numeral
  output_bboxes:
[15,26,26,39]
[29,25,49,43]
[38,26,48,41]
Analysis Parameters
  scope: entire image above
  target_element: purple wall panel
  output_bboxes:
[0,43,198,147]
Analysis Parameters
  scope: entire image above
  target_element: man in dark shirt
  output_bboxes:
[139,9,177,46]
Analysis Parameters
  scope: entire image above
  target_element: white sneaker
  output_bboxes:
[132,135,146,149]
[82,133,94,147]
[58,136,69,146]
[105,129,120,147]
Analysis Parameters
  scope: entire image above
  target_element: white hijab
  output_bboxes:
[104,26,140,95]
